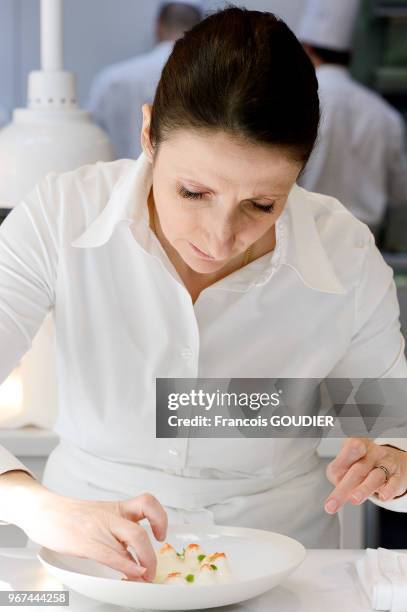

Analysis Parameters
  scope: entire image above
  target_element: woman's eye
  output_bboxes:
[251,202,275,214]
[179,186,205,200]
[178,186,275,214]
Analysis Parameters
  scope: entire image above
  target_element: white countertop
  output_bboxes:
[0,548,384,611]
[0,426,59,456]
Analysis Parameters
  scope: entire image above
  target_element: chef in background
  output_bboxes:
[297,0,407,239]
[87,1,203,160]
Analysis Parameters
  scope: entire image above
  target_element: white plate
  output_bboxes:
[37,524,305,610]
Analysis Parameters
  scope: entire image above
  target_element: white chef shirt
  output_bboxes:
[1,151,407,541]
[87,41,174,160]
[298,64,407,229]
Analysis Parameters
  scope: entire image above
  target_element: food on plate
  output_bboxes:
[163,571,187,585]
[153,542,233,585]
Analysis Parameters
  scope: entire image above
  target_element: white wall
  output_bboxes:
[0,0,306,114]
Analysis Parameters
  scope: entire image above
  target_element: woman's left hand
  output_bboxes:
[324,438,407,514]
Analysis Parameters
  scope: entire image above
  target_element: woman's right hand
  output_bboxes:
[19,482,168,582]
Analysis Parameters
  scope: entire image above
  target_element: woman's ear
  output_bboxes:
[141,103,154,163]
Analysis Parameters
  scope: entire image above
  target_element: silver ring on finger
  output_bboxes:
[375,464,391,484]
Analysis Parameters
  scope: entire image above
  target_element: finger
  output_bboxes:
[324,459,372,513]
[374,475,407,502]
[120,493,168,542]
[90,544,148,581]
[110,518,157,582]
[348,467,388,504]
[326,438,368,486]
[83,536,147,579]
[95,534,135,560]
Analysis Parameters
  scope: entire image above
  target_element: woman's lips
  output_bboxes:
[189,241,215,260]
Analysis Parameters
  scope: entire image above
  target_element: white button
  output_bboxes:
[169,448,179,456]
[180,347,193,359]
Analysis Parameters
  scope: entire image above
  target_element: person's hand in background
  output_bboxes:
[324,437,407,514]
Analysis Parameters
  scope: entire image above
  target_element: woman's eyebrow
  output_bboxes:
[177,177,287,197]
[177,177,216,191]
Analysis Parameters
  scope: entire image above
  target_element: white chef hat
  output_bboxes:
[297,0,361,52]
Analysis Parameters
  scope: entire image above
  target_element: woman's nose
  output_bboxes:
[208,224,236,260]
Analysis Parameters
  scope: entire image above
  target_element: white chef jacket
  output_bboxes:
[1,152,407,549]
[87,41,174,160]
[298,64,407,229]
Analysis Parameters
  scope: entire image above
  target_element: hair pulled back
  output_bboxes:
[150,5,320,167]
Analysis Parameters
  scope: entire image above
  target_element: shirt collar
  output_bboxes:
[283,185,346,294]
[70,154,151,249]
[71,152,345,295]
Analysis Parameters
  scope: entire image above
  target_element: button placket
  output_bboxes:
[173,295,200,472]
[166,445,180,474]
[167,440,188,472]
[180,347,194,360]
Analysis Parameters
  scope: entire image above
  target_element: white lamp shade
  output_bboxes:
[0,103,114,429]
[0,0,115,430]
[0,107,113,206]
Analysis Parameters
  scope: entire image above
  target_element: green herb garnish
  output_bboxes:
[185,574,195,582]
[197,554,206,562]
[210,564,218,571]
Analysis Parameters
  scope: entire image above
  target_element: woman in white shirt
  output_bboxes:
[1,7,407,583]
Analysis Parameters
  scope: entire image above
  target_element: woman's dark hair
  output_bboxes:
[150,5,320,168]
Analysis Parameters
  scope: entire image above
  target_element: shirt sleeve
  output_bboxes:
[327,229,407,510]
[387,112,407,206]
[0,447,35,480]
[0,172,60,483]
[0,449,36,525]
[328,230,407,379]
